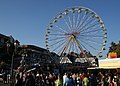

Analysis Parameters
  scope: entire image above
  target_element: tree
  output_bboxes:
[109,42,117,52]
[116,43,120,57]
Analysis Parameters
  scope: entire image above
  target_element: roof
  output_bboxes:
[87,67,117,70]
[18,45,48,52]
[0,33,9,39]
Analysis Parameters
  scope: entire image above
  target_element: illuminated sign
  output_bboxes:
[108,52,117,58]
[99,58,120,68]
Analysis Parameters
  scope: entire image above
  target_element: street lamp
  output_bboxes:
[11,40,19,80]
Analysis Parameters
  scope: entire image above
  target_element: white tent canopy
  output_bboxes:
[75,58,87,63]
[60,57,72,63]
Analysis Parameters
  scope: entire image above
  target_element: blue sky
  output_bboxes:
[0,0,120,57]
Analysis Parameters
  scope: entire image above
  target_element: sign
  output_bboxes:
[108,52,117,58]
[99,58,120,68]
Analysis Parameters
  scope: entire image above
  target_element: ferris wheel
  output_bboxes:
[45,6,107,58]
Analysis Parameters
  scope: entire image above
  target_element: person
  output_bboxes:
[117,79,120,86]
[97,72,104,86]
[63,73,67,85]
[15,74,23,86]
[55,74,63,86]
[94,57,99,66]
[76,73,82,86]
[2,71,7,84]
[25,72,35,86]
[35,72,40,86]
[81,72,85,81]
[72,73,77,86]
[83,74,89,86]
[49,73,55,86]
[89,73,98,86]
[64,73,74,86]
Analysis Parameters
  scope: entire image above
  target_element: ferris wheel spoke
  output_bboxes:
[72,12,76,32]
[80,28,103,34]
[73,38,86,57]
[86,38,103,45]
[75,12,81,29]
[80,41,93,55]
[84,14,93,23]
[78,39,100,51]
[74,42,79,53]
[62,16,72,32]
[77,11,86,30]
[50,29,66,34]
[52,39,67,52]
[57,39,69,55]
[79,17,97,31]
[49,33,65,36]
[58,44,67,56]
[48,37,66,41]
[77,39,89,52]
[79,34,104,38]
[80,23,100,32]
[77,13,92,31]
[74,42,79,54]
[77,36,103,45]
[67,15,73,31]
[53,24,68,33]
[49,38,66,47]
[74,42,77,52]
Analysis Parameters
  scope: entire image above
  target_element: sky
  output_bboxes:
[0,0,120,58]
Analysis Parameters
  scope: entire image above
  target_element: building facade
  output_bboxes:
[14,44,60,73]
[0,33,60,73]
[0,34,10,61]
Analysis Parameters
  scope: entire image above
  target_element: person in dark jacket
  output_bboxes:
[89,73,98,86]
[2,71,7,84]
[64,73,74,86]
[25,72,35,86]
[15,74,23,86]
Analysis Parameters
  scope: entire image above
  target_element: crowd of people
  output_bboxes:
[12,70,120,86]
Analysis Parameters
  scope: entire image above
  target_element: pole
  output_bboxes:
[10,41,17,86]
[10,52,14,83]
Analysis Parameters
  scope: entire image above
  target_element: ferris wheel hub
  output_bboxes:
[65,32,80,36]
